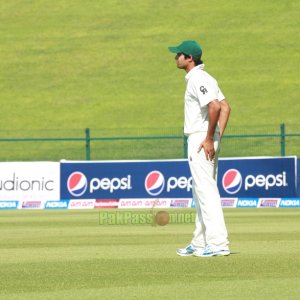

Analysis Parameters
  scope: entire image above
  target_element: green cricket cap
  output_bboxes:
[168,40,202,58]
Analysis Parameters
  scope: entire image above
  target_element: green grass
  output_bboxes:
[0,208,300,300]
[0,0,299,160]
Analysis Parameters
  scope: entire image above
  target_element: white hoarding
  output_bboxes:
[0,162,60,201]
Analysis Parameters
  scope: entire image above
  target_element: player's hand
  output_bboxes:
[198,138,215,161]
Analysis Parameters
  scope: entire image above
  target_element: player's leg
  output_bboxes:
[176,136,206,256]
[190,183,206,248]
[188,132,229,252]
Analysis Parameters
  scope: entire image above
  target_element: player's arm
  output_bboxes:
[219,99,231,138]
[198,100,221,160]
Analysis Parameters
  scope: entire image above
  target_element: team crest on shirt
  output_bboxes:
[200,86,208,94]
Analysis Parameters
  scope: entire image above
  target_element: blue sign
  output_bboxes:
[279,198,300,208]
[236,198,259,208]
[60,160,192,199]
[60,157,298,199]
[0,201,18,210]
[44,200,69,209]
[217,157,297,198]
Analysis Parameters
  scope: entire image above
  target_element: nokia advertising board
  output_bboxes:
[60,160,192,199]
[218,157,297,198]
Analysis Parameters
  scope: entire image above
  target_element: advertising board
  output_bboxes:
[0,162,60,201]
[60,160,192,199]
[217,157,297,198]
[61,157,298,200]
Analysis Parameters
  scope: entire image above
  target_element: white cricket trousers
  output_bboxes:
[187,131,229,250]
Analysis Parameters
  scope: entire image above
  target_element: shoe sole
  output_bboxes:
[176,251,194,257]
[193,251,230,257]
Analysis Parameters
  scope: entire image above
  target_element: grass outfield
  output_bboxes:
[0,0,299,160]
[0,209,300,300]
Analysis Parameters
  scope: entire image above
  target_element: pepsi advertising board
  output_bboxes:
[61,157,298,200]
[60,160,192,199]
[218,157,297,198]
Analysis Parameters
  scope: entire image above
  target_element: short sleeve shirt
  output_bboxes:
[184,64,225,135]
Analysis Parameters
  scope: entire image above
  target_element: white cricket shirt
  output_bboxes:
[184,64,225,135]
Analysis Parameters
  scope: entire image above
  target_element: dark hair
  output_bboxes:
[193,56,203,66]
[183,54,203,65]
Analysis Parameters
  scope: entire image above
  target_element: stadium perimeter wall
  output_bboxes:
[0,157,299,210]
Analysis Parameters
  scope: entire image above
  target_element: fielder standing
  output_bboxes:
[168,40,231,257]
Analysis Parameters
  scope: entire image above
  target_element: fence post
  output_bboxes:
[184,135,188,158]
[85,128,91,160]
[280,123,285,157]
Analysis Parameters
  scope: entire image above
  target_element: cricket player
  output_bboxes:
[168,40,231,257]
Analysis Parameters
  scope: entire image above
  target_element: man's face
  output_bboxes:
[175,53,192,70]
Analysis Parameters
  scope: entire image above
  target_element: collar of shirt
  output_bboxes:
[185,64,205,82]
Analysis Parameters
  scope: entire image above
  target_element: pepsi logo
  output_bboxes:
[145,171,165,196]
[67,172,88,197]
[222,169,242,194]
